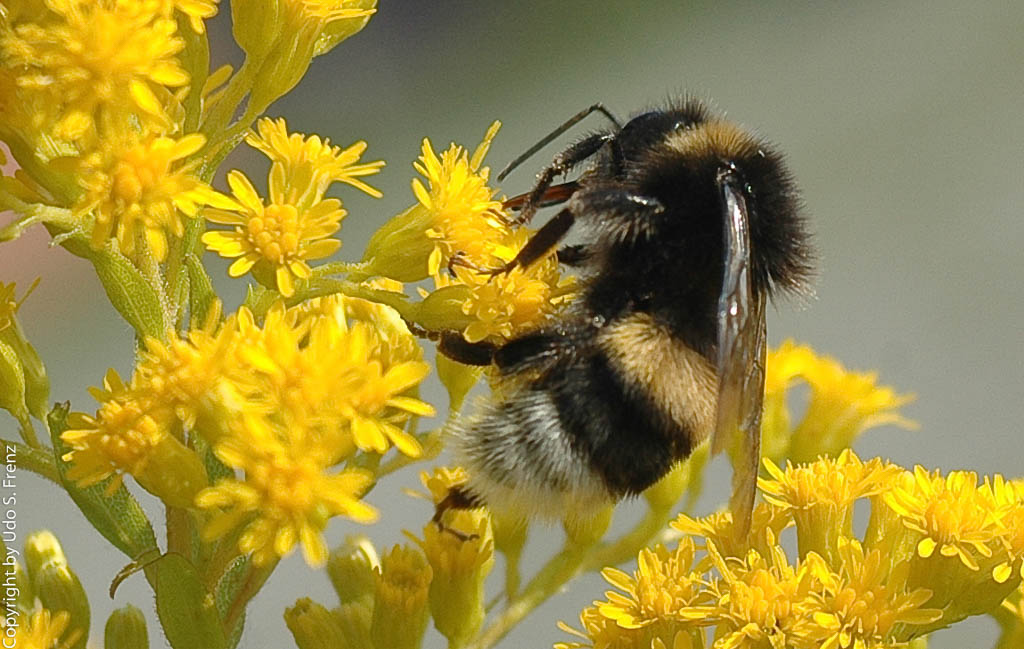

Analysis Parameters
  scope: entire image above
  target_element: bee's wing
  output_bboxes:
[711,171,767,535]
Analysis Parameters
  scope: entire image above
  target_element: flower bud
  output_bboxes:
[643,461,691,511]
[435,352,482,411]
[230,0,284,59]
[314,0,377,56]
[0,294,49,420]
[415,512,493,647]
[370,545,432,649]
[134,435,209,508]
[0,339,30,428]
[285,598,346,649]
[34,563,90,649]
[357,205,435,282]
[411,285,475,332]
[105,604,149,649]
[327,536,379,607]
[562,506,613,548]
[24,530,66,585]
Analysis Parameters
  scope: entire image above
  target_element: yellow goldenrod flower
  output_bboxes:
[75,133,235,260]
[294,291,422,369]
[61,369,169,492]
[671,502,792,560]
[881,465,1022,625]
[702,540,816,649]
[598,538,711,630]
[1,0,189,140]
[370,545,433,649]
[759,450,903,562]
[885,466,1003,571]
[417,121,508,272]
[241,304,432,456]
[203,168,345,296]
[197,412,379,566]
[9,608,83,649]
[61,368,209,506]
[132,302,237,427]
[557,540,710,649]
[795,538,941,649]
[419,465,471,506]
[246,116,384,198]
[359,121,507,282]
[763,340,916,464]
[192,302,432,567]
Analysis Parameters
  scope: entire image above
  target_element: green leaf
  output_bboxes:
[47,404,159,559]
[154,553,228,649]
[60,236,167,340]
[186,254,218,327]
[0,340,30,426]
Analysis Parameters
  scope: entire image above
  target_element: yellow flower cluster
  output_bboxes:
[0,0,229,258]
[63,296,433,566]
[562,450,1024,649]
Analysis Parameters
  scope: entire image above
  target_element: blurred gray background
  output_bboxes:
[3,0,1023,647]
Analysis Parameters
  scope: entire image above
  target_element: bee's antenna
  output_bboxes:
[497,103,620,182]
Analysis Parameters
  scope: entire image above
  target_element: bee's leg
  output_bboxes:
[578,189,664,244]
[508,133,613,226]
[556,244,591,267]
[432,485,485,541]
[503,180,579,212]
[491,190,664,276]
[486,206,577,276]
[438,331,499,366]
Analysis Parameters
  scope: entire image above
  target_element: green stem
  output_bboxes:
[200,58,259,143]
[469,545,589,649]
[299,278,417,321]
[223,559,277,633]
[8,438,59,484]
[583,503,673,570]
[133,229,170,328]
[471,500,677,649]
[310,261,372,278]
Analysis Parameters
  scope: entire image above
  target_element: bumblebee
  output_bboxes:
[436,99,814,529]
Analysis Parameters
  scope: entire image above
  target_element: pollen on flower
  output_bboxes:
[442,228,576,343]
[76,133,235,260]
[1,0,190,140]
